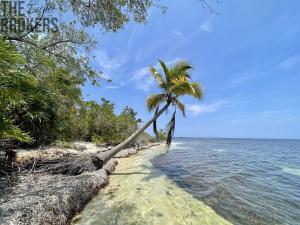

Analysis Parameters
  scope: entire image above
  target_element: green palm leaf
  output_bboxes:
[159,60,171,84]
[145,59,203,148]
[146,94,165,112]
[169,60,193,80]
[149,66,168,91]
[173,98,186,117]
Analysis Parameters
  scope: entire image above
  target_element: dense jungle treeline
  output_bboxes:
[0,38,160,148]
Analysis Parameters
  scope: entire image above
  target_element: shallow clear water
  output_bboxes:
[74,138,300,225]
[73,145,232,225]
[151,138,300,225]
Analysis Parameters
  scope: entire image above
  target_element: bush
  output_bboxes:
[92,134,104,146]
[53,141,72,149]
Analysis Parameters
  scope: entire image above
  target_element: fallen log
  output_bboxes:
[23,155,104,176]
[1,143,159,177]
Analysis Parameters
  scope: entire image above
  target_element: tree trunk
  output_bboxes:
[7,104,169,176]
[100,103,170,164]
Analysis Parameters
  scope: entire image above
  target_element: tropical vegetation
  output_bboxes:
[0,38,142,148]
[100,60,203,163]
[0,1,205,156]
[0,1,166,149]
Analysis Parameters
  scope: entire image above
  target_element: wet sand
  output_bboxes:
[73,145,232,225]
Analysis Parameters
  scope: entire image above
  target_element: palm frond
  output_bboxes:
[190,82,203,99]
[173,98,186,117]
[146,94,165,112]
[159,60,171,83]
[147,59,203,152]
[170,76,193,96]
[166,111,176,149]
[169,61,193,80]
[149,66,168,91]
[0,116,31,142]
[153,106,159,141]
[170,77,203,99]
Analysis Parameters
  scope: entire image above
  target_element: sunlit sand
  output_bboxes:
[74,145,232,225]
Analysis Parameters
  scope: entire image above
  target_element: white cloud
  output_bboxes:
[131,57,183,92]
[171,30,183,37]
[105,82,125,89]
[187,101,230,116]
[199,16,215,33]
[105,85,121,89]
[277,55,300,70]
[261,109,293,116]
[199,20,213,32]
[131,66,155,92]
[94,50,127,79]
[167,17,214,55]
[226,75,254,88]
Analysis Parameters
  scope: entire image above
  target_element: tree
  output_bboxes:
[2,0,166,86]
[157,129,167,141]
[100,59,203,163]
[0,38,84,147]
[0,38,33,143]
[117,106,141,141]
[1,0,218,86]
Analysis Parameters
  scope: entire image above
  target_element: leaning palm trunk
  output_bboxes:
[9,60,202,176]
[100,103,170,164]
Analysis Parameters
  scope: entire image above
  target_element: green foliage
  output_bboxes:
[53,140,72,149]
[147,60,203,147]
[157,129,167,141]
[0,39,201,150]
[0,38,33,142]
[92,134,104,146]
[0,39,144,147]
[59,0,158,32]
[0,1,202,150]
[1,1,165,88]
[0,38,66,145]
[13,84,61,145]
[1,38,141,147]
[136,132,156,144]
[83,100,141,145]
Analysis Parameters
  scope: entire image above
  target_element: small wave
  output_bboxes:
[281,166,300,176]
[213,148,227,153]
[170,142,185,149]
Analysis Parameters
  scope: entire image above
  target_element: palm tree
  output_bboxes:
[101,59,203,163]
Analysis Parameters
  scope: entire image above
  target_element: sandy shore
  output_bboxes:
[72,144,232,225]
[0,142,160,225]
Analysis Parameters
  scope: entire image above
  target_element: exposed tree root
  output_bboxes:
[1,154,104,176]
[22,155,104,176]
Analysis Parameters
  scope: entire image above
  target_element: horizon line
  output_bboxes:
[173,136,300,141]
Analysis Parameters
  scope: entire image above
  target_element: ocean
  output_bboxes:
[152,138,300,225]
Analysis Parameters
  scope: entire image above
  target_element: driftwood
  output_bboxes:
[22,155,104,175]
[1,152,104,176]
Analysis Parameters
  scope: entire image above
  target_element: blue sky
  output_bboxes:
[82,0,300,139]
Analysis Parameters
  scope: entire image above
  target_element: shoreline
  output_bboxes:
[0,142,161,225]
[72,142,233,225]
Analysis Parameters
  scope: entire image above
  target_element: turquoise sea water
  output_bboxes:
[151,138,300,225]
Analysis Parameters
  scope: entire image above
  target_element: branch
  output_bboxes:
[7,36,70,63]
[19,0,50,39]
[200,0,221,15]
